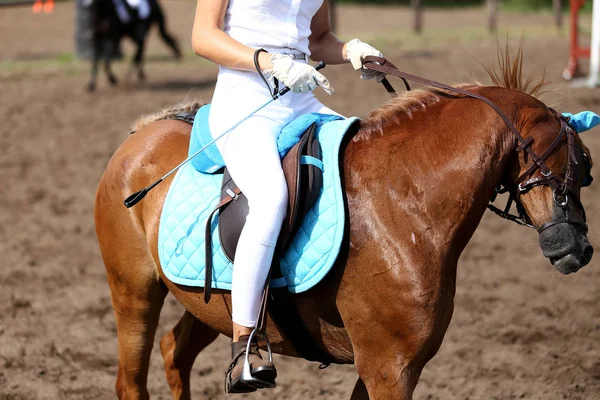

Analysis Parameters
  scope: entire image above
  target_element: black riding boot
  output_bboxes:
[225,335,277,393]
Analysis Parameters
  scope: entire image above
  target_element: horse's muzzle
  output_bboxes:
[539,222,593,274]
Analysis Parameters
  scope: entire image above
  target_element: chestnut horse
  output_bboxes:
[94,55,594,399]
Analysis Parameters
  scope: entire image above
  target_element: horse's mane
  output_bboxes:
[132,99,205,131]
[358,43,548,140]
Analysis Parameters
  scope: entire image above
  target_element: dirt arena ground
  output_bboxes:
[2,2,600,399]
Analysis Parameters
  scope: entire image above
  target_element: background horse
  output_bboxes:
[87,0,181,92]
[94,51,593,399]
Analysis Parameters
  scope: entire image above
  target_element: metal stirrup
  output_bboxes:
[241,329,275,386]
[240,277,275,386]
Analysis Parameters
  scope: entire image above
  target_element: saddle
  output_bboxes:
[203,122,323,302]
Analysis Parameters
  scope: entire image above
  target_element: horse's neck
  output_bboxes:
[346,91,517,270]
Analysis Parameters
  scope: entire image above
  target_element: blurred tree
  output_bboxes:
[412,0,423,33]
[488,0,497,32]
[554,0,563,27]
[329,0,337,32]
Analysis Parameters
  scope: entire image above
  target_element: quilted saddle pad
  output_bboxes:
[158,117,360,293]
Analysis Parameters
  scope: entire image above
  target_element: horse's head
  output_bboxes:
[506,106,594,274]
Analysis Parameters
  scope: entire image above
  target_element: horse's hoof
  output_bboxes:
[87,82,96,92]
[108,76,118,86]
[138,72,146,82]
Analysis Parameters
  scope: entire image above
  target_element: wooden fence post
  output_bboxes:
[329,0,337,33]
[412,0,422,33]
[487,0,498,32]
[554,0,563,28]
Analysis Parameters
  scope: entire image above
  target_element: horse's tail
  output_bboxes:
[132,99,205,132]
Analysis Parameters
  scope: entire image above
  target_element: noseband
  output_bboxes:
[362,56,589,234]
[489,116,588,234]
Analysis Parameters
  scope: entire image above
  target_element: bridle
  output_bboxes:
[362,56,590,234]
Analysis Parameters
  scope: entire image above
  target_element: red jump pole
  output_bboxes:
[564,0,591,80]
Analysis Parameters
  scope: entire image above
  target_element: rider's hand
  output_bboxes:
[345,39,386,82]
[264,53,334,95]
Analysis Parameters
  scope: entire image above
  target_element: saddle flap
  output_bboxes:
[218,169,249,262]
[280,123,322,248]
[216,122,323,263]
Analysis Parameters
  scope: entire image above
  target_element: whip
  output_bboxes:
[123,61,326,208]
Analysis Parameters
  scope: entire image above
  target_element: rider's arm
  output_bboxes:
[191,0,273,71]
[308,1,350,65]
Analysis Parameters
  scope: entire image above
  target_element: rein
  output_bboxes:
[363,56,587,232]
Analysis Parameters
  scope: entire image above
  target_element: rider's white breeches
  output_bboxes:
[209,65,338,327]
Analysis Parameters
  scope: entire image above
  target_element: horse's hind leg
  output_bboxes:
[160,311,220,399]
[102,242,168,399]
[151,0,181,59]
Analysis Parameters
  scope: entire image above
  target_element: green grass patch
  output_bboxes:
[56,52,76,65]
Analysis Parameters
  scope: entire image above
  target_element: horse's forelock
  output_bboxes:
[481,41,549,98]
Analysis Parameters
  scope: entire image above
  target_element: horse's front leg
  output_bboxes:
[341,262,454,400]
[131,24,149,82]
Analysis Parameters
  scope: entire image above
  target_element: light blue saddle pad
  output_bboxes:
[189,104,344,173]
[158,115,360,293]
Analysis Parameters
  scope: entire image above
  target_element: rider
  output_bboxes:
[192,0,385,392]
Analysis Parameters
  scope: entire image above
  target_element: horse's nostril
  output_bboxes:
[582,245,594,266]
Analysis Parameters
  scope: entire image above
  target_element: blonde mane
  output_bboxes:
[358,43,548,140]
[131,99,205,132]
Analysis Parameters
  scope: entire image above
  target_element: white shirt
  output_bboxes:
[112,0,150,23]
[224,0,324,56]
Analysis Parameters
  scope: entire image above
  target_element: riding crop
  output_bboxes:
[123,61,326,208]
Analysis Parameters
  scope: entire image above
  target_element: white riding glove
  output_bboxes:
[345,39,386,82]
[264,53,334,95]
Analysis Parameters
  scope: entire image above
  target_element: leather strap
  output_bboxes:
[204,187,241,303]
[362,55,555,180]
[381,77,403,96]
[363,57,589,232]
[254,48,278,98]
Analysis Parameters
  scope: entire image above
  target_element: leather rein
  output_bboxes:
[362,56,588,233]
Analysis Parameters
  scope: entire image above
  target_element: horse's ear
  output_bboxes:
[562,111,600,134]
